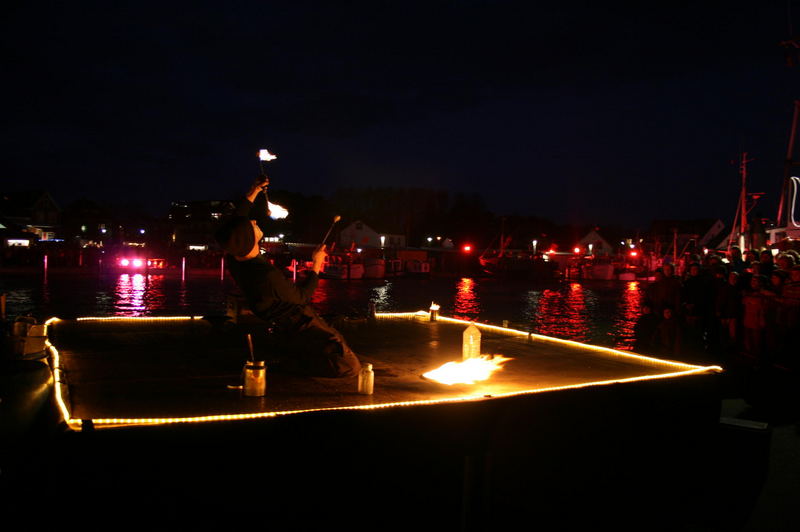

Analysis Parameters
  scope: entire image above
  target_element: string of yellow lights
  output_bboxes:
[381,311,721,372]
[75,316,202,322]
[43,312,722,431]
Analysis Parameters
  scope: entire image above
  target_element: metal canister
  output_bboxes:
[243,360,267,396]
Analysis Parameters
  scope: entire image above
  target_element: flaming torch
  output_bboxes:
[321,215,342,246]
[257,148,289,220]
[258,148,277,174]
[267,202,289,220]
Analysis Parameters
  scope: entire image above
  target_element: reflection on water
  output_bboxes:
[521,281,641,349]
[453,278,480,320]
[611,281,643,351]
[114,274,166,316]
[178,280,189,310]
[312,278,380,315]
[310,278,330,308]
[370,282,392,311]
[2,272,644,349]
[530,282,594,343]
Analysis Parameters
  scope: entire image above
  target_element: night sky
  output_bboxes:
[3,1,798,229]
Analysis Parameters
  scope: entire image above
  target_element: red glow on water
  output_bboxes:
[531,282,591,342]
[113,273,167,316]
[611,281,643,351]
[114,273,146,315]
[453,277,480,320]
[311,278,331,308]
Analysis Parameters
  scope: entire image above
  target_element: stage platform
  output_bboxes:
[37,312,724,529]
[46,312,719,426]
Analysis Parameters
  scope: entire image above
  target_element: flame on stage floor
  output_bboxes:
[423,355,512,385]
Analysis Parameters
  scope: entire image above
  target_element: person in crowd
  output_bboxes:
[743,249,759,270]
[646,263,682,318]
[780,266,800,370]
[775,252,796,273]
[715,270,743,359]
[758,249,776,276]
[705,251,724,272]
[706,264,728,358]
[786,250,800,268]
[741,274,769,366]
[633,302,660,353]
[682,262,712,355]
[654,306,682,357]
[727,246,746,274]
[764,270,788,364]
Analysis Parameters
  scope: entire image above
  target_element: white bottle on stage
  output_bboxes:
[358,363,374,395]
[462,324,481,360]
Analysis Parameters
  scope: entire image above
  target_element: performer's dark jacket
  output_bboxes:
[223,192,361,377]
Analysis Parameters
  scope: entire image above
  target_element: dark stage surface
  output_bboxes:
[46,312,719,425]
[17,313,734,529]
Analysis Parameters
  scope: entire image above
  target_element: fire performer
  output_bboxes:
[216,175,362,378]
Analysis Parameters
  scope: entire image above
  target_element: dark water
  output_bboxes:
[1,271,644,350]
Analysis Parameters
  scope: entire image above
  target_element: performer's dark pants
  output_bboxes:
[257,306,361,378]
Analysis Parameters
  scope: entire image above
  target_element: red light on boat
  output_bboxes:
[132,259,144,268]
[120,259,130,266]
[462,245,472,253]
[629,251,638,257]
[573,247,581,254]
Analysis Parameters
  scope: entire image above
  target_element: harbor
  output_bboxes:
[3,3,800,530]
[2,270,798,530]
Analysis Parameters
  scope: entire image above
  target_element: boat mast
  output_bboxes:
[728,152,755,251]
[740,152,750,247]
[499,217,505,254]
[776,100,800,227]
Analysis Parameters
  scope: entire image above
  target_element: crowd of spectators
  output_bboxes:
[634,247,800,376]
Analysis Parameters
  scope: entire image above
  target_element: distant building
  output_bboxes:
[339,220,405,248]
[648,219,727,255]
[578,229,615,256]
[168,200,236,248]
[0,190,61,240]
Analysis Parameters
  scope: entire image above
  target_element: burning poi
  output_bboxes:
[258,148,289,220]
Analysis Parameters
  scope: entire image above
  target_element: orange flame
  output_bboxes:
[423,355,512,385]
[258,149,277,161]
[268,201,289,220]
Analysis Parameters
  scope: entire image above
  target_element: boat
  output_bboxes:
[767,100,800,249]
[384,257,403,276]
[102,244,168,273]
[479,226,560,279]
[363,257,385,279]
[320,254,364,279]
[404,258,430,277]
